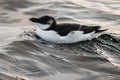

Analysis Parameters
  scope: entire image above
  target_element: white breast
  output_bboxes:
[35,27,98,43]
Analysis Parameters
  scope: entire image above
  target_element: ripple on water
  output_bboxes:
[0,0,120,80]
[1,33,119,79]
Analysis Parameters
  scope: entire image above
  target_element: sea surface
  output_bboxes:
[0,0,120,80]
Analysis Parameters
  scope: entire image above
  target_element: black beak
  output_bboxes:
[29,18,38,22]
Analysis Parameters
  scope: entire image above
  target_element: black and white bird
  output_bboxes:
[29,15,107,43]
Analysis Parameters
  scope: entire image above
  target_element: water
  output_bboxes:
[0,0,120,80]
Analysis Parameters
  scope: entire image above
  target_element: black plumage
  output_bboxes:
[30,15,107,36]
[51,24,104,36]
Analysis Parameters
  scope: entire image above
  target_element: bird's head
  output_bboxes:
[29,15,56,30]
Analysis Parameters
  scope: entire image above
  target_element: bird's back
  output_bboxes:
[52,23,103,36]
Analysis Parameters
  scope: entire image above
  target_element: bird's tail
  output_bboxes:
[95,29,108,33]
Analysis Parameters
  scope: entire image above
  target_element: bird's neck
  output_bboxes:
[45,22,56,30]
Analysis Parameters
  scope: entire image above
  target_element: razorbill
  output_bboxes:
[29,15,107,43]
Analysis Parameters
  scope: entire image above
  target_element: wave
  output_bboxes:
[1,32,119,80]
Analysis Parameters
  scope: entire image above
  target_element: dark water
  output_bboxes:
[0,0,120,80]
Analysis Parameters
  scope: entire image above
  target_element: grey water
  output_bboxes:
[0,0,120,80]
